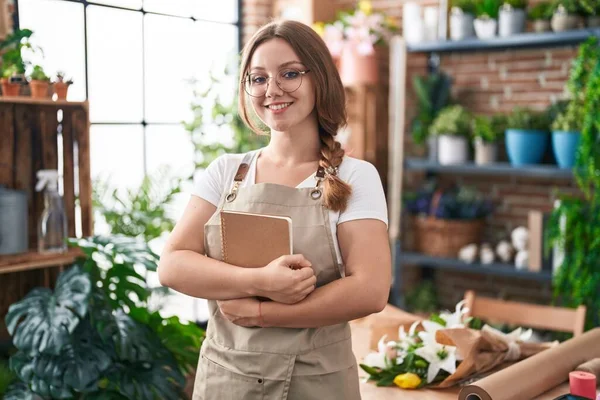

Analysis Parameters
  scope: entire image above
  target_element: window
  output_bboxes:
[19,0,241,323]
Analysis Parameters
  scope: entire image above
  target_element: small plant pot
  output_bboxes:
[30,80,51,99]
[339,44,378,86]
[54,82,70,100]
[474,17,498,39]
[450,9,475,41]
[505,129,548,166]
[1,78,21,96]
[551,13,581,32]
[474,138,498,165]
[533,20,552,33]
[427,136,438,163]
[587,16,600,28]
[498,7,526,37]
[552,130,581,169]
[438,134,468,165]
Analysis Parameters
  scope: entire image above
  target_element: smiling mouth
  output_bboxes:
[265,102,293,111]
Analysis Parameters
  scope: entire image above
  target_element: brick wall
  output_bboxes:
[242,0,581,309]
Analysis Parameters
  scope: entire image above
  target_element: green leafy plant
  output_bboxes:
[429,105,472,137]
[405,280,439,315]
[506,107,550,131]
[411,72,453,145]
[551,100,584,132]
[502,0,528,9]
[93,168,181,242]
[472,115,504,143]
[0,359,16,397]
[0,28,35,78]
[183,66,269,170]
[4,235,205,399]
[550,0,585,14]
[546,37,600,331]
[29,65,50,81]
[55,70,74,85]
[476,0,501,18]
[578,0,600,15]
[451,0,477,14]
[528,2,553,19]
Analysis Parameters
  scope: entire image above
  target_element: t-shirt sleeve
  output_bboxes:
[191,155,228,207]
[338,160,388,227]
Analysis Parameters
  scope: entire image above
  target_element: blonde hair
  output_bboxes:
[238,20,352,212]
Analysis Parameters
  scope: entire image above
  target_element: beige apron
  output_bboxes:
[193,151,361,400]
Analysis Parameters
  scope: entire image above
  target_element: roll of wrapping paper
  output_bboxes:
[577,359,600,384]
[569,371,596,399]
[459,328,600,400]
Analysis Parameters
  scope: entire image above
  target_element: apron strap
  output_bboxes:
[226,151,257,202]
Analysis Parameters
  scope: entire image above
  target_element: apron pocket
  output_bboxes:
[199,354,264,400]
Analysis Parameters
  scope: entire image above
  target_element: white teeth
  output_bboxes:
[268,103,291,110]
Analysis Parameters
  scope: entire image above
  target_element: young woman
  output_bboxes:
[158,20,391,400]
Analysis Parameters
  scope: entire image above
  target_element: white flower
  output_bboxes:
[362,351,387,369]
[439,300,470,328]
[415,332,458,383]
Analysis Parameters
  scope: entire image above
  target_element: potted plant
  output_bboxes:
[505,107,550,166]
[4,236,205,399]
[0,64,22,96]
[405,183,493,258]
[450,0,477,40]
[411,71,453,162]
[28,65,51,99]
[579,0,600,27]
[472,114,506,165]
[53,70,73,100]
[0,29,34,97]
[528,1,553,32]
[550,100,583,168]
[316,1,397,86]
[430,105,472,165]
[550,0,584,31]
[498,0,527,36]
[474,0,501,38]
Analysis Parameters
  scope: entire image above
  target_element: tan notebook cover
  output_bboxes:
[220,210,293,268]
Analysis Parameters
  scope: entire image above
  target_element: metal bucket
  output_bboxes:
[0,186,29,255]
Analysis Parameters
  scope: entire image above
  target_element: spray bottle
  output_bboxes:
[35,170,67,253]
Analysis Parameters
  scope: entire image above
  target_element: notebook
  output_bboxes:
[220,210,293,268]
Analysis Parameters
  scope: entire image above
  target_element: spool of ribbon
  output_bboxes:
[569,371,596,400]
[576,359,600,385]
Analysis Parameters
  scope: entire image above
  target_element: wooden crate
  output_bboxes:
[0,96,91,341]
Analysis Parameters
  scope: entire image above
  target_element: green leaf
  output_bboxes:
[6,265,91,355]
[359,363,382,377]
[9,322,112,398]
[3,381,35,400]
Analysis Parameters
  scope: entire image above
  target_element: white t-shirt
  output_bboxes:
[192,149,388,263]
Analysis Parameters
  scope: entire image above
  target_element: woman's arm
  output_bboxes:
[260,218,391,327]
[159,196,316,302]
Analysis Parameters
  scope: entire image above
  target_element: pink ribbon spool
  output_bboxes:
[569,371,597,400]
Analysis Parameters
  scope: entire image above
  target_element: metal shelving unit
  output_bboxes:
[404,158,574,179]
[407,28,600,53]
[387,29,600,307]
[400,252,552,282]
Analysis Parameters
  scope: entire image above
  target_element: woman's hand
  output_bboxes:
[256,254,316,304]
[217,298,261,327]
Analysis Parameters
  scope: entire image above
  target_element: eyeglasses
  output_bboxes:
[244,68,311,97]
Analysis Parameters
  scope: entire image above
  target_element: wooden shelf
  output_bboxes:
[405,158,574,179]
[407,28,600,53]
[0,96,87,108]
[400,251,553,282]
[0,248,83,275]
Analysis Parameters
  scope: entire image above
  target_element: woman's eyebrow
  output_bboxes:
[250,61,305,71]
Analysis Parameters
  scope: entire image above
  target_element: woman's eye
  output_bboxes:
[281,70,299,79]
[251,76,267,84]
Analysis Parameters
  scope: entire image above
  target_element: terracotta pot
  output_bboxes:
[54,81,69,100]
[30,80,51,99]
[1,78,20,96]
[339,44,378,86]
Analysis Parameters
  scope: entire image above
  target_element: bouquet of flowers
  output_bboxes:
[360,301,557,389]
[313,0,398,57]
